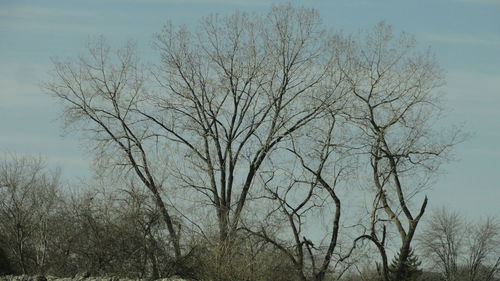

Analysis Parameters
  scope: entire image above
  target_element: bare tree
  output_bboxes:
[465,217,500,281]
[333,22,463,281]
[43,38,183,259]
[43,5,340,262]
[418,208,463,281]
[0,155,61,274]
[64,182,173,278]
[241,105,357,281]
[419,208,500,281]
[117,182,165,279]
[150,5,338,246]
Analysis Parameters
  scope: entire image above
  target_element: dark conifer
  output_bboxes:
[0,246,13,276]
[389,248,422,281]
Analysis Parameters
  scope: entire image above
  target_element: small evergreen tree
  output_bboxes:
[389,248,422,281]
[0,246,13,275]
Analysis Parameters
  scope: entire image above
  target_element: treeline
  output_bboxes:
[1,4,499,281]
[0,156,498,281]
[0,156,297,280]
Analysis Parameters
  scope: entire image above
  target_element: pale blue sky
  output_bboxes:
[0,0,499,218]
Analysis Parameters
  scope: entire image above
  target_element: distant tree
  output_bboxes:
[0,155,61,275]
[418,208,463,281]
[61,184,172,278]
[419,208,500,281]
[464,217,500,281]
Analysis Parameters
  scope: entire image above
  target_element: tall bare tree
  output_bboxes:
[241,102,357,281]
[43,38,183,258]
[43,5,341,261]
[150,5,338,246]
[333,22,463,281]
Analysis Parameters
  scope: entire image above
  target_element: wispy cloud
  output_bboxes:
[445,71,500,102]
[0,4,115,33]
[0,5,96,20]
[101,0,271,5]
[417,31,500,47]
[442,71,499,122]
[441,70,500,143]
[0,63,52,109]
[0,21,96,33]
[0,151,92,178]
[453,0,500,6]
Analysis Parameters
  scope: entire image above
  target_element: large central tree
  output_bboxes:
[150,6,340,244]
[43,5,341,258]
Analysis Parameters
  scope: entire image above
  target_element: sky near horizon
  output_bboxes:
[0,0,499,219]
